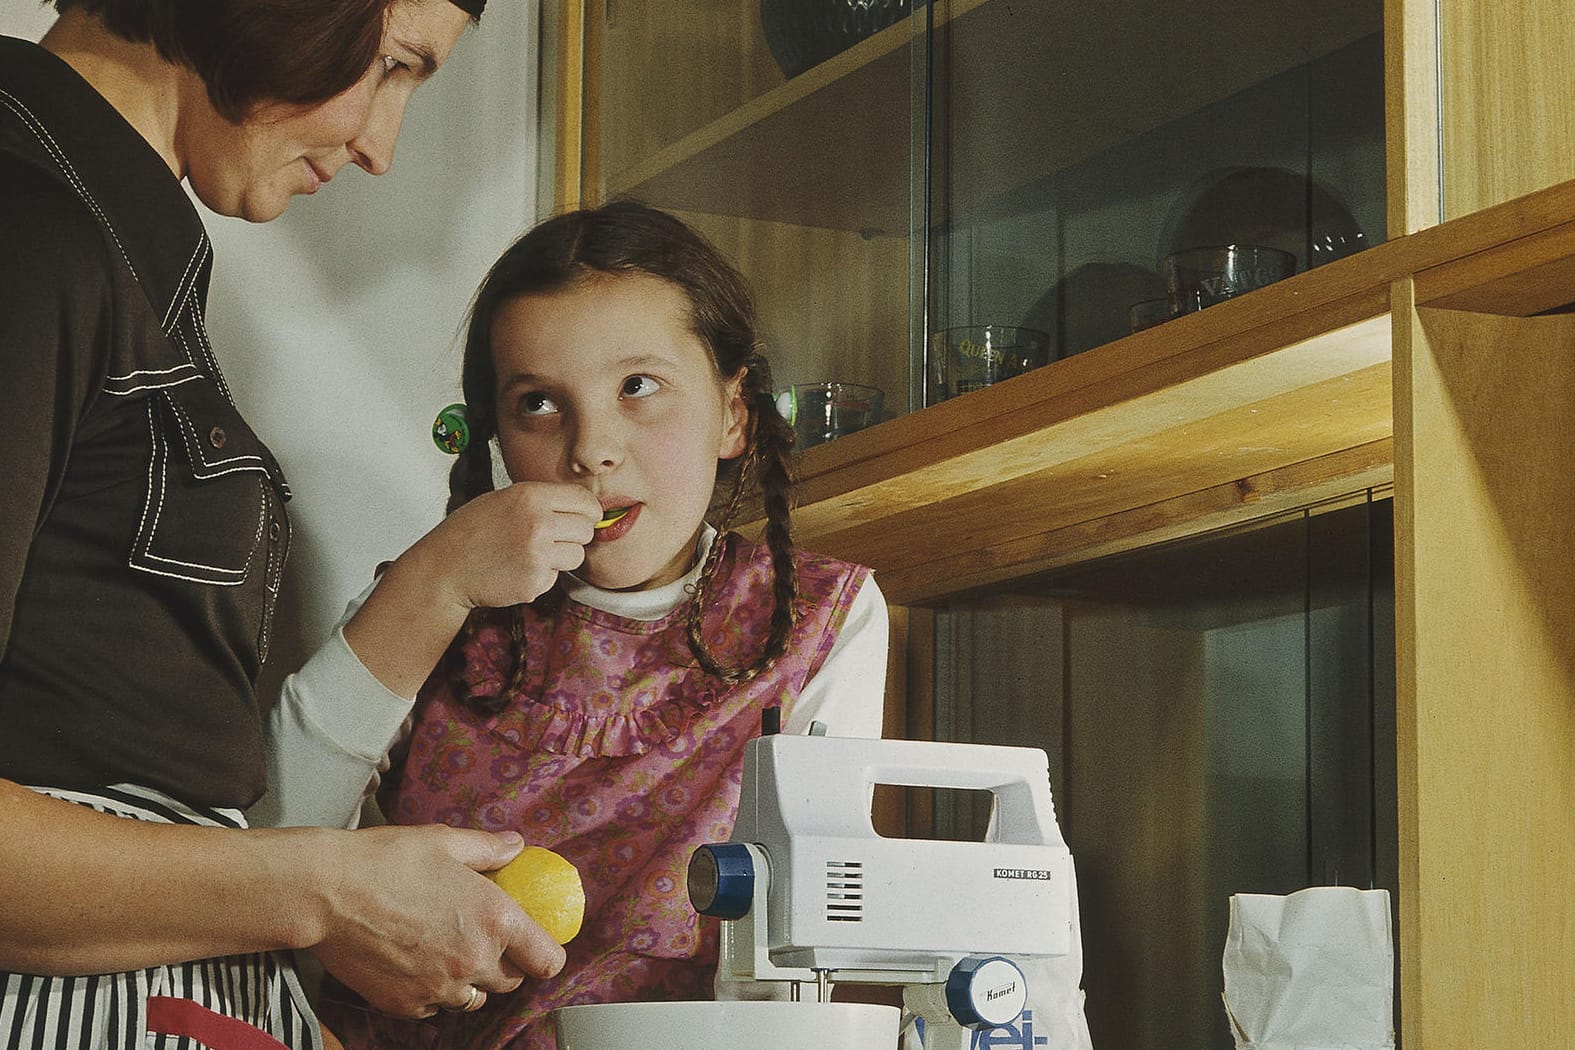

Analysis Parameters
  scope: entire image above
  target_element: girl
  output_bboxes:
[300,201,890,1048]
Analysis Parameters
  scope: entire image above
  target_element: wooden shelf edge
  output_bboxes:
[732,179,1575,593]
[869,441,1396,605]
[790,310,1392,539]
[789,174,1575,501]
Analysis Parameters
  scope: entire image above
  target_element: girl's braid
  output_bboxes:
[444,430,494,515]
[442,413,537,715]
[685,369,799,684]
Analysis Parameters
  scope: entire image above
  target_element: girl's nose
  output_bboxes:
[568,421,623,476]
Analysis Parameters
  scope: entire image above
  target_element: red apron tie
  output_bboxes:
[146,995,294,1050]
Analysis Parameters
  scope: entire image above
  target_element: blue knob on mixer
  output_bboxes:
[944,955,1027,1029]
[687,843,755,920]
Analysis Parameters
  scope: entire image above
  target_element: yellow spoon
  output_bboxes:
[595,506,631,529]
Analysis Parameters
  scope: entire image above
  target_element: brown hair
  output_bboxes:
[52,0,436,122]
[445,200,799,713]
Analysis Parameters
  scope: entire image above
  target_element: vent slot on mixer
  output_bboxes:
[825,860,864,922]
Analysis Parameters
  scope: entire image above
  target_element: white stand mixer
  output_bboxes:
[555,732,1079,1050]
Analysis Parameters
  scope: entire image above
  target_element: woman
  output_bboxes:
[0,1,566,1047]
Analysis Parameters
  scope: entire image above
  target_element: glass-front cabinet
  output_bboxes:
[564,0,1385,424]
[546,0,1575,1044]
[924,0,1383,398]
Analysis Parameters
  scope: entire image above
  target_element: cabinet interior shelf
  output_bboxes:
[606,0,1379,233]
[737,178,1575,605]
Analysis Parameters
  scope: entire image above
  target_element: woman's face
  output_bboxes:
[180,0,471,222]
[491,273,750,593]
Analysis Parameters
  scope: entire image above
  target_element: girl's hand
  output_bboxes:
[343,481,601,699]
[426,481,602,611]
[306,825,566,1019]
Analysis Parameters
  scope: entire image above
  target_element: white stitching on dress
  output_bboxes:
[166,313,199,368]
[258,477,284,661]
[131,399,163,563]
[166,396,264,472]
[103,371,202,396]
[4,89,216,400]
[189,300,235,403]
[162,237,206,331]
[9,87,267,584]
[0,89,139,284]
[129,399,250,583]
[105,363,198,382]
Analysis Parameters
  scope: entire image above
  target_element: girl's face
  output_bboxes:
[491,273,750,592]
[179,0,470,222]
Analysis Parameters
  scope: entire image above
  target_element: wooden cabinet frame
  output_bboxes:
[545,0,1575,1040]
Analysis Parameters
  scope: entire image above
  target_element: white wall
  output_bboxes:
[0,3,53,40]
[3,5,543,689]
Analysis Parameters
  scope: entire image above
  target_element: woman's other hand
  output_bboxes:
[304,824,566,1019]
[0,782,559,995]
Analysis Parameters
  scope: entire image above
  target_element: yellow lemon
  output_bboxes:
[488,846,585,945]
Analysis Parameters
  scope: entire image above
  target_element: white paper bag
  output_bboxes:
[1221,886,1395,1050]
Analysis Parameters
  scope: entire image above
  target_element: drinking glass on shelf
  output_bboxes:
[776,381,885,449]
[1127,298,1175,333]
[928,325,1051,402]
[1162,244,1296,315]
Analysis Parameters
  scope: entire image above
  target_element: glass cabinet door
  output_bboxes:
[580,0,923,440]
[579,0,1387,434]
[921,0,1387,400]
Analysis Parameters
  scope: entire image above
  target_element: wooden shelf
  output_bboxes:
[737,178,1575,604]
[605,0,1379,233]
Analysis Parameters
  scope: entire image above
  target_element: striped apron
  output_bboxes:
[0,784,325,1050]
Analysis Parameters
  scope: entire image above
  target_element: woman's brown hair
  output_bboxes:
[52,0,429,122]
[445,200,799,713]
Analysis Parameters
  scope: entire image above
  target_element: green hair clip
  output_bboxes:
[431,402,470,455]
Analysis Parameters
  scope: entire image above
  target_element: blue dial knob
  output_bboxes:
[687,843,755,920]
[944,955,1027,1029]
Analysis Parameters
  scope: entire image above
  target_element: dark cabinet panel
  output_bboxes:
[928,497,1398,1050]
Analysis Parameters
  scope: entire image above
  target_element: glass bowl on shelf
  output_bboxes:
[776,381,885,449]
[1159,165,1369,275]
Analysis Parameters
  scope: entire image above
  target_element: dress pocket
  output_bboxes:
[129,382,274,584]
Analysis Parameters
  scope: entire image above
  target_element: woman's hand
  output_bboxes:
[303,824,566,1018]
[342,481,601,699]
[0,782,561,1000]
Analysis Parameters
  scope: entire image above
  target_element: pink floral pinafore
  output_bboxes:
[320,533,868,1050]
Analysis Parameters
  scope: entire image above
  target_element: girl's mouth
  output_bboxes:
[595,506,632,529]
[591,504,638,542]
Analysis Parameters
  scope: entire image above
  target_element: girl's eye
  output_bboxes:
[379,54,405,80]
[621,375,659,398]
[520,391,557,416]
